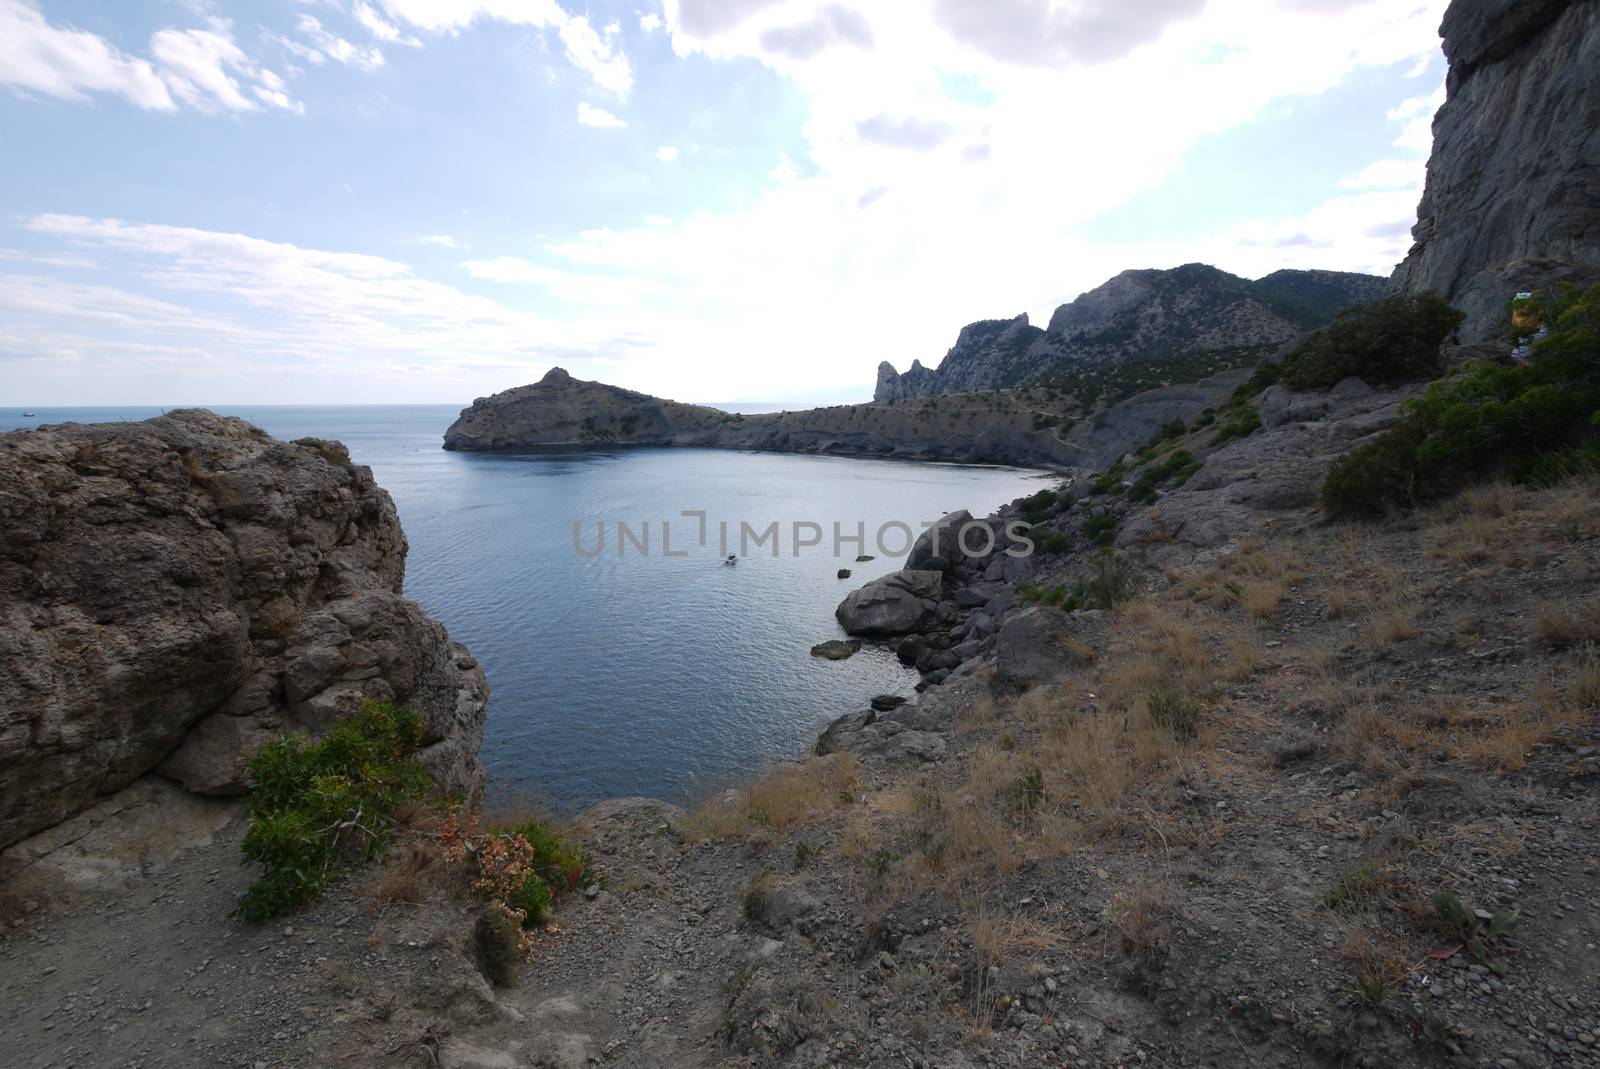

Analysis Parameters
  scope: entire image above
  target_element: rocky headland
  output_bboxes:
[0,410,488,851]
[445,366,1254,473]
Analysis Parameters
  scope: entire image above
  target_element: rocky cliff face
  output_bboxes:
[444,368,1245,471]
[0,410,488,849]
[444,366,730,450]
[1392,0,1600,340]
[874,265,1384,402]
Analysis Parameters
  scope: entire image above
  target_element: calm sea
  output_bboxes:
[0,405,1048,810]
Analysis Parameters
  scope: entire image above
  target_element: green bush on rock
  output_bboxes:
[1277,292,1463,391]
[238,701,430,921]
[1322,284,1600,516]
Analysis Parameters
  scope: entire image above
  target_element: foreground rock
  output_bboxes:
[834,570,945,636]
[1392,0,1600,339]
[0,410,488,849]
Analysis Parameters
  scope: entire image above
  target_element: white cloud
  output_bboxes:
[151,20,301,114]
[656,145,679,162]
[376,0,633,94]
[353,1,420,46]
[414,234,461,247]
[577,101,627,128]
[13,214,642,394]
[0,3,301,115]
[295,15,385,72]
[640,12,664,33]
[0,0,174,109]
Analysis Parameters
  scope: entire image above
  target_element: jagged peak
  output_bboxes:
[541,366,573,384]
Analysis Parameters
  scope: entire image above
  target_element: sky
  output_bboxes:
[0,0,1450,406]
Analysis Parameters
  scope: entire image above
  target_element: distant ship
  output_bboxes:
[21,412,34,417]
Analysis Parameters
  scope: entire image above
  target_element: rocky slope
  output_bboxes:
[875,265,1385,403]
[1392,0,1600,340]
[445,366,1250,472]
[0,410,488,849]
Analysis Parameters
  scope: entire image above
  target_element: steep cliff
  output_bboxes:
[1392,0,1600,340]
[874,265,1383,402]
[0,410,488,849]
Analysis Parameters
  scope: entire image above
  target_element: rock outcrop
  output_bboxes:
[1392,0,1600,340]
[447,368,1245,473]
[444,367,729,450]
[874,265,1384,402]
[0,410,488,849]
[445,369,1091,468]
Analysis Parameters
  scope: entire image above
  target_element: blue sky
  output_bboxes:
[0,0,1448,405]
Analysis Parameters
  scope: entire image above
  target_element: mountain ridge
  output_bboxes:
[875,264,1385,403]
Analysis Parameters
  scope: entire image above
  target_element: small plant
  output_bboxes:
[866,848,900,880]
[1008,765,1046,817]
[743,872,776,921]
[1431,891,1518,974]
[1034,530,1073,555]
[474,907,523,987]
[238,701,429,921]
[1146,684,1200,740]
[1322,863,1381,912]
[1083,552,1139,609]
[792,842,811,870]
[1410,1003,1463,1056]
[1084,512,1118,547]
[1352,972,1388,1008]
[1209,405,1261,446]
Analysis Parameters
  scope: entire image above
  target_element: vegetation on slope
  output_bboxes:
[1323,285,1600,515]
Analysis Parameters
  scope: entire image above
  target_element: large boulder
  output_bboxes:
[906,510,974,572]
[0,411,488,849]
[834,569,944,636]
[993,608,1092,688]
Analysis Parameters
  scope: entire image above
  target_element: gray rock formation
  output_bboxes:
[834,570,944,636]
[905,510,975,572]
[0,410,488,849]
[874,266,1385,401]
[1392,0,1600,340]
[993,608,1092,689]
[1118,379,1422,561]
[1055,369,1252,472]
[445,369,1096,469]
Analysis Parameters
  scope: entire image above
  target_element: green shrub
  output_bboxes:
[1322,284,1600,515]
[1158,418,1187,440]
[1277,292,1462,391]
[1146,684,1200,740]
[1034,530,1073,555]
[238,701,429,921]
[504,817,594,899]
[1084,512,1117,546]
[1083,552,1138,609]
[508,873,553,927]
[1209,405,1261,446]
[475,908,523,987]
[1229,361,1281,404]
[1009,766,1046,817]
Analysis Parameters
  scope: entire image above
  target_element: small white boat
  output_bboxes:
[21,412,35,417]
[723,554,738,566]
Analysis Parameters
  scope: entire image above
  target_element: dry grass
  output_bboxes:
[970,902,1061,965]
[1571,645,1600,708]
[680,754,860,841]
[1365,604,1421,645]
[1455,697,1587,771]
[1324,586,1352,620]
[1104,880,1182,952]
[1535,599,1600,650]
[369,841,445,907]
[1240,579,1286,622]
